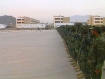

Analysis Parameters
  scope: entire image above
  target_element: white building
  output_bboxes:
[54,15,70,23]
[54,23,74,27]
[0,24,7,28]
[93,16,104,25]
[54,15,64,23]
[16,16,40,25]
[87,15,105,26]
[53,15,71,27]
[16,24,46,28]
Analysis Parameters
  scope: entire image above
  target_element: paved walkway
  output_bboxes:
[0,30,77,79]
[0,30,104,79]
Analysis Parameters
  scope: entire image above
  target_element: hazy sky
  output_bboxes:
[0,0,105,23]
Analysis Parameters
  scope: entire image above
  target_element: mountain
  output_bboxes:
[0,15,16,28]
[70,15,90,22]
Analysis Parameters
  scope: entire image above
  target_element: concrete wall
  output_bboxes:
[24,17,30,24]
[103,17,105,25]
[54,23,74,27]
[63,17,70,23]
[16,24,46,28]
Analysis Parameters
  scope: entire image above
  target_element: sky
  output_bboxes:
[0,0,105,23]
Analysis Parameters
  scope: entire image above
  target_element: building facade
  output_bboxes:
[103,17,105,25]
[54,23,74,27]
[16,16,40,25]
[53,15,70,27]
[16,24,46,28]
[87,15,105,26]
[53,15,70,23]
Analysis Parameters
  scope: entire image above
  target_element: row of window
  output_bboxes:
[17,22,40,24]
[17,22,24,23]
[55,18,63,20]
[55,21,63,23]
[95,18,103,20]
[95,21,103,23]
[17,19,24,20]
[17,25,44,26]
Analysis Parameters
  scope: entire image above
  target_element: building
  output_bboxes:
[16,16,40,25]
[87,15,105,26]
[0,15,16,28]
[63,17,70,23]
[54,23,74,27]
[53,15,70,23]
[16,24,46,29]
[0,24,7,28]
[53,15,70,27]
[103,17,105,25]
[71,22,87,25]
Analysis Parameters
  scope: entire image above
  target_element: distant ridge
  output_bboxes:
[0,15,16,28]
[70,15,89,22]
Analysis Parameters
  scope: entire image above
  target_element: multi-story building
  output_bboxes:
[87,15,105,26]
[16,24,46,29]
[103,17,105,25]
[16,16,40,25]
[54,15,70,23]
[63,17,70,23]
[53,15,71,27]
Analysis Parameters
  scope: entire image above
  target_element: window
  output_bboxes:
[95,21,100,23]
[55,21,60,23]
[95,18,100,20]
[17,22,21,23]
[55,18,60,20]
[101,21,103,23]
[101,18,103,20]
[17,19,21,20]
